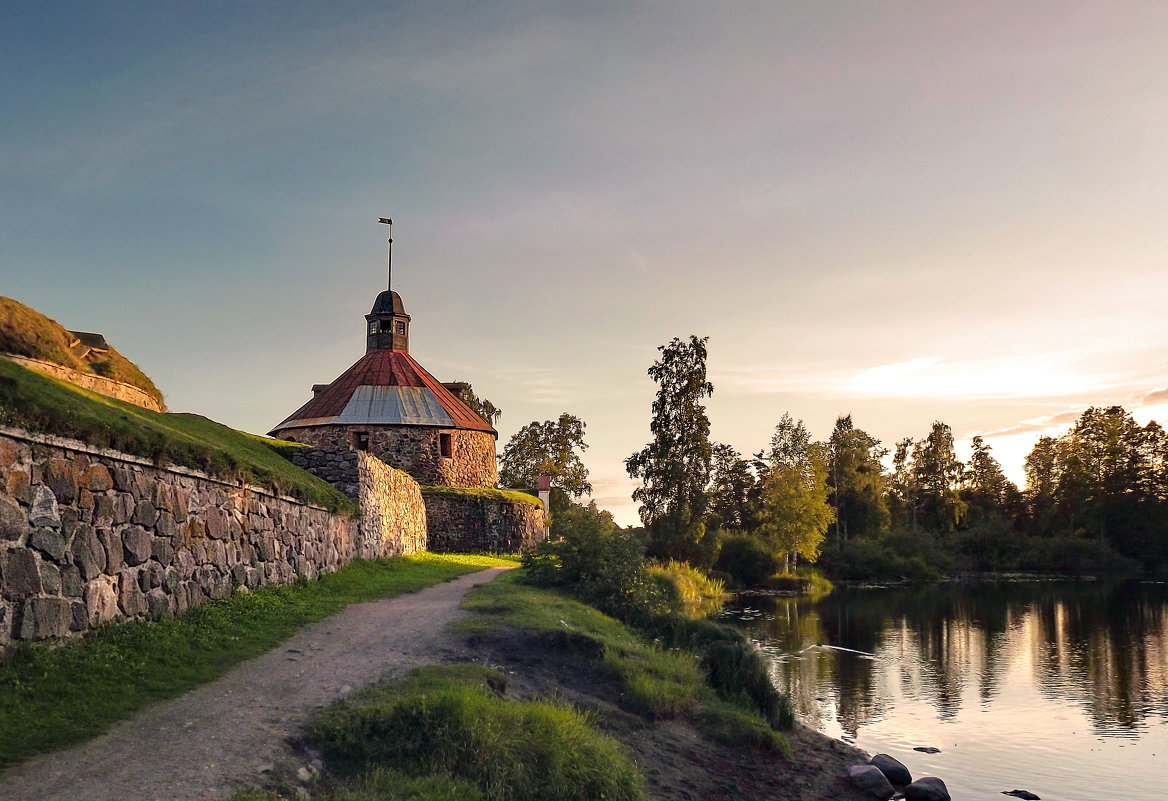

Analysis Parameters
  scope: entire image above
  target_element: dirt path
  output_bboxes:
[0,566,512,801]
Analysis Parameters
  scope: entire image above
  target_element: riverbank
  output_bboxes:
[236,571,871,801]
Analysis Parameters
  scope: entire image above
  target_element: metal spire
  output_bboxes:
[377,217,393,292]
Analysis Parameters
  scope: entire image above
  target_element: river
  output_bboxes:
[723,579,1168,800]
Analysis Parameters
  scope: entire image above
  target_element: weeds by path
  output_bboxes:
[0,553,515,768]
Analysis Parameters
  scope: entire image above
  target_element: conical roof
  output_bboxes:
[270,350,496,436]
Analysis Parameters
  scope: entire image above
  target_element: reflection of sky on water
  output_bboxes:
[724,582,1168,801]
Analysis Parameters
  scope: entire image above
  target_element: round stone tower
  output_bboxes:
[269,291,498,488]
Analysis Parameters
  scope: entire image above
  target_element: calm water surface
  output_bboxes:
[724,580,1168,800]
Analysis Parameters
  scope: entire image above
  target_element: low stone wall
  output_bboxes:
[423,489,547,553]
[357,452,426,557]
[0,428,375,649]
[286,444,360,500]
[2,353,165,412]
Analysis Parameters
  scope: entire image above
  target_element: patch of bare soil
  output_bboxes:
[458,628,870,801]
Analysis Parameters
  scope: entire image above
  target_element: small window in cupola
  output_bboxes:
[395,321,407,335]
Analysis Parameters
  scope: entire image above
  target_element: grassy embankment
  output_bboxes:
[0,356,353,512]
[0,296,165,408]
[231,570,787,801]
[419,484,544,508]
[0,553,515,768]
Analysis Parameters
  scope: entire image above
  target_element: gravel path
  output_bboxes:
[0,566,512,801]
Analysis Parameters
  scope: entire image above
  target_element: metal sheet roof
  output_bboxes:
[333,386,455,427]
[270,349,496,436]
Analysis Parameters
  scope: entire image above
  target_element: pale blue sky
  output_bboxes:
[4,2,1168,523]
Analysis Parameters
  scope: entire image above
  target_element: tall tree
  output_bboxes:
[499,412,592,497]
[888,436,919,530]
[758,413,835,572]
[625,335,715,564]
[707,443,760,532]
[912,421,967,532]
[825,415,889,545]
[448,381,502,426]
[962,436,1020,523]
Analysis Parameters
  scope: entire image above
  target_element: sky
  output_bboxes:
[3,1,1167,525]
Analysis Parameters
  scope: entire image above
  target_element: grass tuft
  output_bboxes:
[420,485,544,508]
[314,664,644,801]
[0,553,512,768]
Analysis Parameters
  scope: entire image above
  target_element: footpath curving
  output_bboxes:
[0,565,513,801]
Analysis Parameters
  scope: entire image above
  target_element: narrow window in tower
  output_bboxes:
[379,320,392,332]
[439,433,453,458]
[369,321,377,335]
[395,321,406,335]
[352,431,369,451]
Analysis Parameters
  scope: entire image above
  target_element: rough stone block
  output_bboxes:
[0,438,16,469]
[81,464,113,492]
[152,536,175,567]
[156,510,177,540]
[111,466,137,493]
[43,459,78,506]
[85,578,119,626]
[78,488,95,511]
[19,597,73,640]
[39,561,61,595]
[60,564,82,597]
[5,469,31,505]
[145,588,170,620]
[132,500,159,528]
[0,495,27,541]
[2,549,43,598]
[97,527,124,575]
[118,573,147,616]
[70,601,87,631]
[29,485,60,528]
[93,494,115,524]
[111,493,134,524]
[122,525,152,566]
[29,527,68,562]
[69,523,107,579]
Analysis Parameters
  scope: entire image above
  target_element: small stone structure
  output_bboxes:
[0,427,424,649]
[2,353,165,413]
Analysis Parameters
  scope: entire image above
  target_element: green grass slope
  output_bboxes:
[0,357,353,512]
[0,296,164,406]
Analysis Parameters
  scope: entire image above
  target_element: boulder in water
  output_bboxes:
[870,754,912,786]
[912,746,942,754]
[848,764,895,800]
[904,777,950,801]
[1002,791,1040,800]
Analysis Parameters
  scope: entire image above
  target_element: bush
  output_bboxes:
[1018,537,1139,575]
[523,514,675,620]
[647,560,728,617]
[714,533,782,588]
[819,532,949,582]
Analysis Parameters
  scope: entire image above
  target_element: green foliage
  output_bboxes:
[647,560,728,618]
[825,415,889,544]
[419,485,543,508]
[0,296,164,405]
[758,413,834,569]
[714,533,782,588]
[499,412,592,497]
[448,381,502,427]
[626,335,715,564]
[314,664,644,801]
[707,443,760,532]
[522,510,675,620]
[0,553,513,767]
[0,358,355,512]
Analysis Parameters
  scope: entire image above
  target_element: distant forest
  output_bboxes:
[705,404,1168,581]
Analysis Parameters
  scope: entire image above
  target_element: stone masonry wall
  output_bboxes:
[0,428,370,650]
[423,491,547,553]
[358,452,426,557]
[2,354,166,412]
[280,425,497,488]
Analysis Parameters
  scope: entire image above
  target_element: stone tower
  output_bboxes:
[269,290,498,488]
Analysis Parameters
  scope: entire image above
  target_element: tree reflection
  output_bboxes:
[732,581,1168,735]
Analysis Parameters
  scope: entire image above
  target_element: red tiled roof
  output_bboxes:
[271,350,496,435]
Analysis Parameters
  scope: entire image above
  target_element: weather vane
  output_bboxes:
[377,216,393,292]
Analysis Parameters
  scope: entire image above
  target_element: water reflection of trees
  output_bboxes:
[742,582,1168,735]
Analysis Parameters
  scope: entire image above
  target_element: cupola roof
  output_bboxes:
[269,350,496,436]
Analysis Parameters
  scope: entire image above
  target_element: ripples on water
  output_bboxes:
[723,580,1168,801]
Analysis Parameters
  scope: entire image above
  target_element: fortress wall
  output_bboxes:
[2,354,165,413]
[0,428,417,650]
[423,490,547,554]
[280,425,498,488]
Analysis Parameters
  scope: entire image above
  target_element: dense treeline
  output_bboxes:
[622,337,1168,582]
